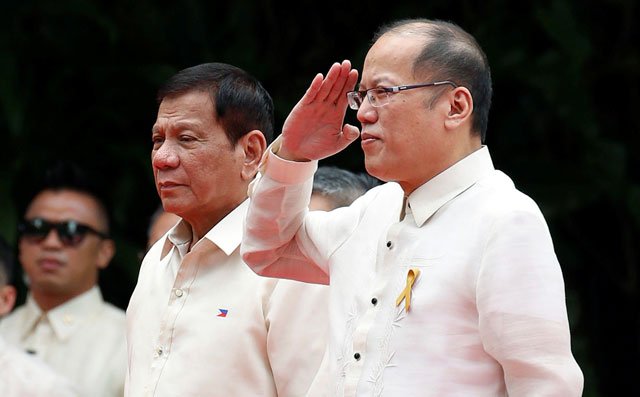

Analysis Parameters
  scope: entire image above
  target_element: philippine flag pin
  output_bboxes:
[217,309,228,318]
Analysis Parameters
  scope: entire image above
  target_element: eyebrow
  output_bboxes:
[358,76,397,91]
[152,120,201,135]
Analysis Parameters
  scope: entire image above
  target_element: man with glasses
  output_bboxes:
[0,162,126,397]
[242,18,583,395]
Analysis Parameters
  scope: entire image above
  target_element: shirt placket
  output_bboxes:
[146,249,199,397]
[27,314,52,359]
[342,222,403,396]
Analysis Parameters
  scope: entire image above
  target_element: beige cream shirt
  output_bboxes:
[0,286,127,397]
[0,335,79,396]
[125,199,329,397]
[242,146,583,396]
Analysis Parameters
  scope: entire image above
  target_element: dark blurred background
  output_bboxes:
[1,0,638,395]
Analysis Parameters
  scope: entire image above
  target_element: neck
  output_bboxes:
[185,196,246,249]
[32,286,92,312]
[400,140,483,195]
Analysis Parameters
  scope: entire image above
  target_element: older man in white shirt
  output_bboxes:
[242,19,583,396]
[125,63,328,397]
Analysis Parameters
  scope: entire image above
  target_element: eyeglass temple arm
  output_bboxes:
[392,81,458,92]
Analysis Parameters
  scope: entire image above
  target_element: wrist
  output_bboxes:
[277,143,311,162]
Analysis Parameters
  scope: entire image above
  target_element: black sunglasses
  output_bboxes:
[18,218,109,247]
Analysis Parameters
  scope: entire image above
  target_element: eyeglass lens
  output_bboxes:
[19,218,95,247]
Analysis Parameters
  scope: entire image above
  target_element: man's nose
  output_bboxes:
[152,143,180,169]
[356,99,378,124]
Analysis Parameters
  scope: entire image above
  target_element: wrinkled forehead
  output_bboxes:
[361,33,428,87]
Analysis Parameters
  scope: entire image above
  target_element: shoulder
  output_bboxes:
[475,171,546,218]
[466,171,553,243]
[343,181,404,218]
[0,304,29,330]
[92,301,127,339]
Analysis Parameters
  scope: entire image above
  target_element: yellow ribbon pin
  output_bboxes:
[395,268,421,312]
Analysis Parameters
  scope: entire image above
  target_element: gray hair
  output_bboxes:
[312,166,380,209]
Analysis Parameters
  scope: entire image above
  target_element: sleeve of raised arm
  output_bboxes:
[477,206,584,396]
[241,148,329,284]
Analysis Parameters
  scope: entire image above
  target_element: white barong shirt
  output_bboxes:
[125,199,329,397]
[241,146,584,396]
[0,286,126,397]
[0,335,79,397]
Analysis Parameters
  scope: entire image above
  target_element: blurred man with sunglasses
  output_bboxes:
[242,19,583,396]
[0,235,79,396]
[0,162,126,397]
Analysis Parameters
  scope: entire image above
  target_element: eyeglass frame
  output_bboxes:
[346,80,458,110]
[18,218,110,248]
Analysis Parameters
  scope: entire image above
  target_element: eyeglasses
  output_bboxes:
[18,218,109,247]
[346,81,458,110]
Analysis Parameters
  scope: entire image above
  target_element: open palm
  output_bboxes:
[280,60,360,161]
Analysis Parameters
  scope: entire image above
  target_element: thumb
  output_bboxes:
[342,124,360,142]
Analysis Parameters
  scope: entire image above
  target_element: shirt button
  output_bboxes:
[386,241,392,248]
[175,288,184,297]
[354,352,361,361]
[371,297,378,306]
[156,347,164,356]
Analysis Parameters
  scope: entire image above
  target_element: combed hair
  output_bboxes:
[157,63,275,145]
[374,19,492,141]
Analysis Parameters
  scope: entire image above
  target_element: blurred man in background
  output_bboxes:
[310,165,379,211]
[0,235,79,397]
[0,162,126,397]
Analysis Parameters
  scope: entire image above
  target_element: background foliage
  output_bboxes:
[1,0,638,395]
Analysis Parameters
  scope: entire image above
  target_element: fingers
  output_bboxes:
[302,60,358,107]
[316,62,343,101]
[301,73,325,105]
[327,62,356,104]
[318,60,357,102]
[342,124,361,142]
[333,69,359,108]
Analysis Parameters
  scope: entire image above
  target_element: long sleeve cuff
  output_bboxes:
[258,135,318,184]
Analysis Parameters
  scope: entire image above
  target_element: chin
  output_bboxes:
[364,161,385,182]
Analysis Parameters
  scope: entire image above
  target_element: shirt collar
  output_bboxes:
[408,146,494,227]
[161,218,193,259]
[160,199,248,260]
[201,199,248,256]
[21,286,104,341]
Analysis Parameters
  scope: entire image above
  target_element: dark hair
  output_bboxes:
[22,160,111,233]
[0,236,14,287]
[157,62,275,145]
[312,166,378,210]
[374,19,492,141]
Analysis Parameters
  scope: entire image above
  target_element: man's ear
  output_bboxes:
[0,285,17,316]
[239,130,267,181]
[96,239,116,270]
[444,86,473,131]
